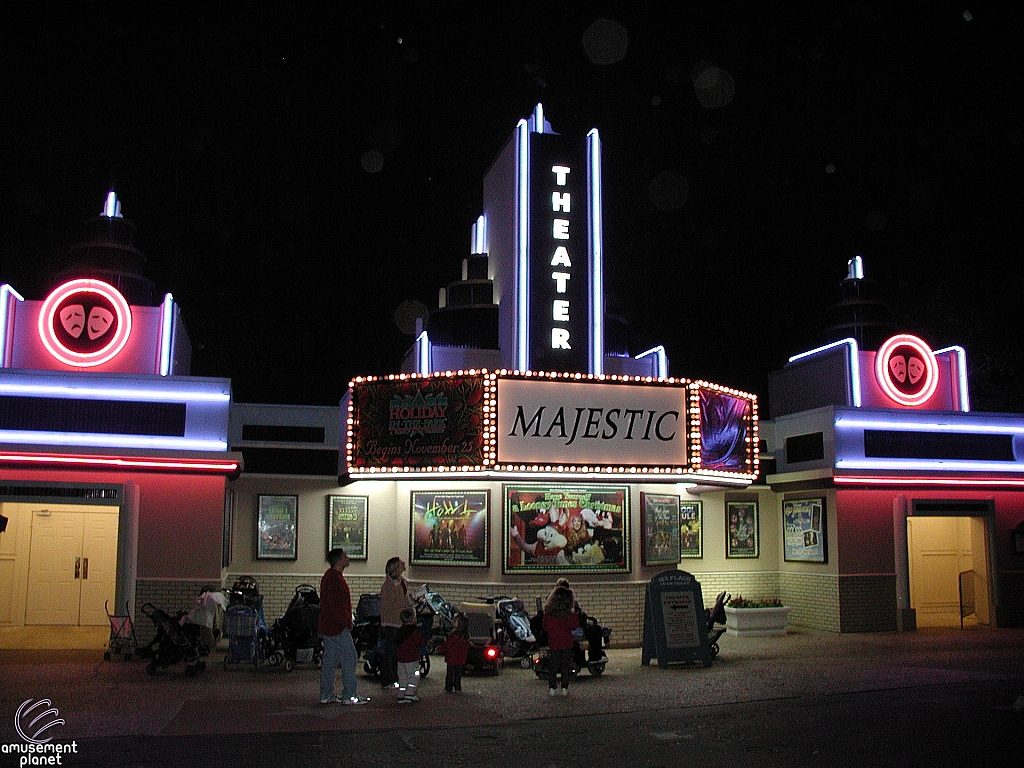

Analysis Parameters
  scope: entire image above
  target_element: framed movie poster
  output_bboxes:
[725,500,759,558]
[641,493,681,566]
[257,494,298,560]
[328,496,368,560]
[679,500,703,559]
[410,490,489,566]
[505,484,629,574]
[783,497,827,563]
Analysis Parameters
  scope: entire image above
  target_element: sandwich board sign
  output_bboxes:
[641,570,712,667]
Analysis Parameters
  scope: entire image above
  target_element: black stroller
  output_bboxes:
[139,602,206,676]
[473,594,538,668]
[352,593,431,679]
[705,591,730,657]
[531,597,612,679]
[268,584,323,671]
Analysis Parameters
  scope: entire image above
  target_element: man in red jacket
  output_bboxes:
[319,548,369,705]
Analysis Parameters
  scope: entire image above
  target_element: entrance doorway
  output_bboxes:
[907,514,991,628]
[25,506,119,626]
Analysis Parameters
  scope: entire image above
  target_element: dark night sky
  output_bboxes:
[1,3,1021,413]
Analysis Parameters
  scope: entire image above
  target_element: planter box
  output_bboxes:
[724,605,792,637]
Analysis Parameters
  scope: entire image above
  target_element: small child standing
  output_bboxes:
[542,586,579,697]
[394,607,428,703]
[435,613,470,693]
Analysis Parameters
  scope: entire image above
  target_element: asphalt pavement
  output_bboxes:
[1,626,1021,767]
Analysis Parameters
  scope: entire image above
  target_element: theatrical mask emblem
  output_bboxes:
[887,347,927,395]
[59,305,114,340]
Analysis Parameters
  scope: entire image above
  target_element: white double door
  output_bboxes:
[26,508,119,626]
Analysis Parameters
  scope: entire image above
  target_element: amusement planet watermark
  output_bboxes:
[3,699,78,766]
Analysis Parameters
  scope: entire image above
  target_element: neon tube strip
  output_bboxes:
[835,476,1024,487]
[0,382,230,402]
[159,293,175,376]
[416,330,430,375]
[0,451,239,473]
[934,345,970,412]
[636,346,668,378]
[533,103,545,134]
[836,458,1023,473]
[587,128,604,376]
[788,338,861,407]
[0,431,227,451]
[515,118,530,371]
[0,284,25,368]
[834,417,1024,434]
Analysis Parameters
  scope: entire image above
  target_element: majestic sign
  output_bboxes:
[345,371,758,484]
[496,377,687,467]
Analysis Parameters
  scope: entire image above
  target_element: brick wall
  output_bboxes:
[838,574,898,632]
[135,578,221,646]
[780,573,840,632]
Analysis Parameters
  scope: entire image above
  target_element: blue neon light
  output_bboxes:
[636,346,668,378]
[159,293,175,376]
[788,337,861,407]
[0,430,227,451]
[0,284,25,368]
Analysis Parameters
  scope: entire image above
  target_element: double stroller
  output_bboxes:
[531,596,612,679]
[267,584,323,671]
[139,602,207,676]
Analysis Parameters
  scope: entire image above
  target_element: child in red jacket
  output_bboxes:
[542,586,579,696]
[436,613,471,693]
[394,608,428,703]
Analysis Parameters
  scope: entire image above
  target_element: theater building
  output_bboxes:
[2,107,1022,645]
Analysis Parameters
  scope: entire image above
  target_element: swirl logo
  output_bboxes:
[15,699,65,744]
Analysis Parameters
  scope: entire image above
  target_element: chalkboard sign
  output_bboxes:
[641,570,713,667]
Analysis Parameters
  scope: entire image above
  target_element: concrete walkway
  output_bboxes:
[1,625,1021,745]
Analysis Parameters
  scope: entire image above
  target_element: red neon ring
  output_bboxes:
[38,279,132,367]
[874,334,937,407]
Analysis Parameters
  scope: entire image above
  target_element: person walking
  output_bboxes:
[394,607,429,703]
[318,548,369,705]
[379,556,412,689]
[542,586,579,697]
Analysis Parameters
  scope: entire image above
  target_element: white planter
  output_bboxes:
[724,605,792,637]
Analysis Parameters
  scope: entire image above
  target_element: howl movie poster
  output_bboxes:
[505,484,628,573]
[410,490,489,566]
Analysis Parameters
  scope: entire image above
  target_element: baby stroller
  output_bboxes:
[474,594,537,668]
[413,584,460,654]
[531,596,612,679]
[139,602,206,676]
[705,591,730,657]
[459,601,503,675]
[268,584,323,672]
[180,586,227,657]
[227,576,265,622]
[103,600,138,662]
[223,600,270,671]
[353,593,431,679]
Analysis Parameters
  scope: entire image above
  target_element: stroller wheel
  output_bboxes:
[268,651,283,667]
[519,656,532,669]
[363,661,375,676]
[103,652,112,661]
[284,658,294,672]
[588,661,606,677]
[419,654,430,679]
[710,642,720,657]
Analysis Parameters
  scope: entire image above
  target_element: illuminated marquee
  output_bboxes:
[37,279,132,368]
[345,370,758,484]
